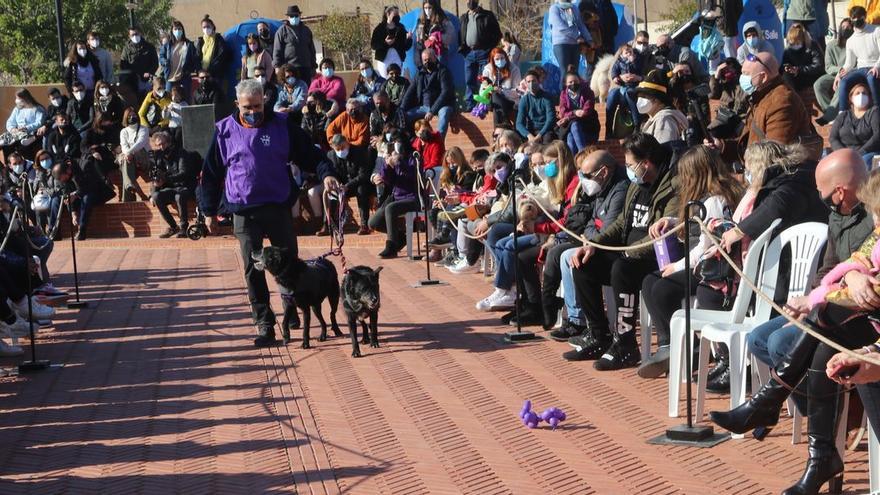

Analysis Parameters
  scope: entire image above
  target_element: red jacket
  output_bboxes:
[459,172,497,205]
[412,131,445,169]
[535,175,579,235]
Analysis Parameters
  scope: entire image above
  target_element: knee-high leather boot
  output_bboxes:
[781,369,845,495]
[709,330,819,440]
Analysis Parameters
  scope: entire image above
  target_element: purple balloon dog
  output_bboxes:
[519,400,566,430]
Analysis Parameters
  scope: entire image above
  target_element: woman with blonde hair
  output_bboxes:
[781,22,823,91]
[639,145,744,378]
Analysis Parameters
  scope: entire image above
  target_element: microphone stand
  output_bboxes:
[503,170,538,343]
[18,176,51,372]
[65,194,87,309]
[413,166,445,288]
[410,151,424,261]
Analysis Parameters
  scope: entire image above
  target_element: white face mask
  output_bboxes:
[636,97,654,114]
[635,42,647,52]
[89,39,100,49]
[14,98,24,108]
[99,88,110,97]
[131,35,141,44]
[155,89,166,98]
[51,98,62,107]
[73,92,84,101]
[203,27,213,36]
[77,48,87,58]
[580,177,602,196]
[853,93,870,110]
[256,76,266,84]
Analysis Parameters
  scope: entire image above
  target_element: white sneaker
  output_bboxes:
[475,288,516,311]
[448,257,480,274]
[0,315,35,338]
[10,297,55,321]
[0,339,23,357]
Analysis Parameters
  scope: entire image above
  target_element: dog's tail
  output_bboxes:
[590,54,616,101]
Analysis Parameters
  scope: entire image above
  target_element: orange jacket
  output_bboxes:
[326,112,369,147]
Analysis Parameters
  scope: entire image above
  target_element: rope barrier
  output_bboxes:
[0,206,21,255]
[424,174,494,241]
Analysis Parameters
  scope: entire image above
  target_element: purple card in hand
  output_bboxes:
[654,235,682,269]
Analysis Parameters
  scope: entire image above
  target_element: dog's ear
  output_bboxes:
[373,266,383,276]
[251,251,266,271]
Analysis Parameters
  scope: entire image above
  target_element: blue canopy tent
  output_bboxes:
[399,9,466,89]
[222,18,284,99]
[540,2,636,94]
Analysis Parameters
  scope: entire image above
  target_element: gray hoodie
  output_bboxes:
[641,107,688,144]
[736,21,775,63]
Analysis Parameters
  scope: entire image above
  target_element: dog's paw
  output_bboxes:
[332,326,343,336]
[352,349,362,358]
[370,341,380,349]
[318,334,327,342]
[361,337,370,345]
[301,341,311,349]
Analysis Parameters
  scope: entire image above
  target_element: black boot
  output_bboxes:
[562,325,610,361]
[593,330,640,371]
[542,296,563,330]
[378,240,398,259]
[781,370,845,495]
[709,331,819,440]
[509,302,544,326]
[253,326,278,347]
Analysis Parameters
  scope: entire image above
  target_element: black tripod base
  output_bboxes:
[648,425,730,448]
[411,279,447,288]
[502,331,541,344]
[67,300,89,309]
[409,255,425,261]
[18,360,51,373]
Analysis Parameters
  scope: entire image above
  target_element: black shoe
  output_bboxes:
[706,365,731,393]
[542,296,563,330]
[500,309,516,325]
[593,335,640,371]
[637,346,670,379]
[378,240,399,259]
[549,320,584,342]
[254,327,278,347]
[564,329,609,361]
[509,303,543,326]
[428,235,452,249]
[175,224,189,238]
[159,226,180,239]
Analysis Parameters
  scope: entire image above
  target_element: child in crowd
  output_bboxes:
[605,43,643,139]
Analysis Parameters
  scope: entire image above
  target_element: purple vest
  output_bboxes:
[216,113,291,208]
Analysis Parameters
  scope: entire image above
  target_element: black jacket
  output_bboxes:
[370,21,413,61]
[120,39,159,85]
[402,65,455,115]
[151,148,199,190]
[369,103,407,137]
[193,78,224,105]
[458,7,502,53]
[579,165,629,240]
[196,34,230,79]
[66,96,94,133]
[738,160,828,240]
[63,54,104,94]
[781,42,824,87]
[830,107,880,155]
[327,147,372,191]
[272,21,317,71]
[46,126,81,162]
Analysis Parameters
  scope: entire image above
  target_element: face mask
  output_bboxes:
[822,192,841,213]
[131,35,141,44]
[744,170,752,185]
[790,43,803,50]
[739,73,757,95]
[249,43,260,52]
[558,1,573,8]
[494,166,510,183]
[14,98,23,109]
[468,0,479,9]
[155,89,166,98]
[51,98,62,107]
[746,36,758,48]
[77,48,87,58]
[259,29,270,37]
[419,130,430,140]
[173,29,183,39]
[361,68,374,79]
[494,59,507,68]
[203,27,214,36]
[256,76,266,84]
[635,43,647,53]
[89,39,100,49]
[40,159,52,170]
[580,175,602,196]
[242,111,263,126]
[534,165,547,181]
[854,18,867,29]
[335,148,350,159]
[286,76,297,85]
[841,27,854,39]
[544,161,559,178]
[391,15,401,24]
[528,81,541,94]
[322,68,334,78]
[385,132,393,142]
[99,88,110,97]
[12,165,23,175]
[73,92,84,101]
[636,97,653,114]
[853,93,870,109]
[626,162,645,185]
[290,16,301,26]
[307,103,317,112]
[424,8,433,16]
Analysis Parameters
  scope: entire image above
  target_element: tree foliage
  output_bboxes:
[313,11,372,71]
[0,0,173,84]
[495,0,551,60]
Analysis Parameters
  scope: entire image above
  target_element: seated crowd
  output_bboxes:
[7,1,880,493]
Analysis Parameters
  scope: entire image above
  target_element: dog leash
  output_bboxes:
[318,188,348,272]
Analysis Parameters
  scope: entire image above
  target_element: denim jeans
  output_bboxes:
[605,86,640,137]
[464,49,489,106]
[493,231,540,290]
[566,120,598,154]
[560,247,584,325]
[838,68,880,112]
[486,223,515,288]
[407,105,454,136]
[553,43,581,90]
[747,315,801,367]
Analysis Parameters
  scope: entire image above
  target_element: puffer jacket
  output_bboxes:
[272,21,317,71]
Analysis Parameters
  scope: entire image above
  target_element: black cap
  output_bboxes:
[286,5,302,16]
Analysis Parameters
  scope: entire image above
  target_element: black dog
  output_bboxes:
[341,265,382,357]
[252,246,342,347]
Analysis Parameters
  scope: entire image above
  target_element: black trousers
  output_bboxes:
[344,182,375,227]
[367,197,419,246]
[540,240,580,306]
[516,244,542,304]
[641,269,726,346]
[153,187,192,228]
[571,249,657,336]
[491,92,515,128]
[234,204,297,331]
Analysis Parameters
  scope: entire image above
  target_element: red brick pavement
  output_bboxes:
[0,239,870,494]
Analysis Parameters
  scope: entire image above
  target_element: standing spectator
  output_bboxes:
[580,0,619,56]
[483,48,522,129]
[66,82,93,136]
[369,133,421,258]
[257,21,274,55]
[117,107,150,202]
[160,21,199,99]
[737,21,775,63]
[502,32,522,66]
[717,0,743,57]
[308,58,347,119]
[412,118,445,170]
[301,91,331,150]
[63,40,103,97]
[46,113,81,163]
[197,16,230,83]
[327,134,373,235]
[605,43,644,138]
[380,64,411,107]
[193,70,223,106]
[138,77,172,130]
[708,57,749,139]
[557,71,599,153]
[785,0,829,50]
[273,5,317,86]
[830,82,880,164]
[197,79,339,346]
[371,6,413,79]
[403,49,456,136]
[459,0,502,109]
[694,16,725,73]
[121,26,159,99]
[516,70,556,143]
[548,0,592,88]
[275,64,309,117]
[836,6,880,113]
[781,23,824,91]
[351,60,386,109]
[149,132,197,238]
[815,18,853,125]
[241,33,274,81]
[86,31,114,84]
[413,0,456,67]
[36,88,68,145]
[325,99,370,149]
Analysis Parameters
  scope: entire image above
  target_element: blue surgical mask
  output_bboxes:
[739,73,757,95]
[242,111,263,126]
[286,76,297,85]
[12,164,24,175]
[173,29,183,39]
[544,161,558,178]
[360,68,373,79]
[290,16,301,26]
[746,36,758,48]
[40,159,52,170]
[626,164,644,185]
[322,67,334,78]
[494,166,510,183]
[335,148,350,159]
[558,1,573,8]
[494,59,507,68]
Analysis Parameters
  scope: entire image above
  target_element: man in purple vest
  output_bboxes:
[198,79,339,347]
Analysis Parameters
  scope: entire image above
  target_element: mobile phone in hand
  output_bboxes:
[829,362,860,380]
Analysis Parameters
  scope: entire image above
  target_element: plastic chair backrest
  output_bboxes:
[749,222,828,323]
[727,218,781,322]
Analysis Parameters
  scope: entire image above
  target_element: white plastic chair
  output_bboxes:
[667,218,781,418]
[696,222,828,423]
[405,211,432,260]
[870,419,880,494]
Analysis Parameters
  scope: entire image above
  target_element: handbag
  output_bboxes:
[31,190,51,212]
[695,219,742,308]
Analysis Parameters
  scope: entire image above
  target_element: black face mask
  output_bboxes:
[259,29,269,38]
[392,15,401,24]
[854,18,867,29]
[424,61,437,71]
[841,27,854,40]
[822,192,841,213]
[467,0,479,10]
